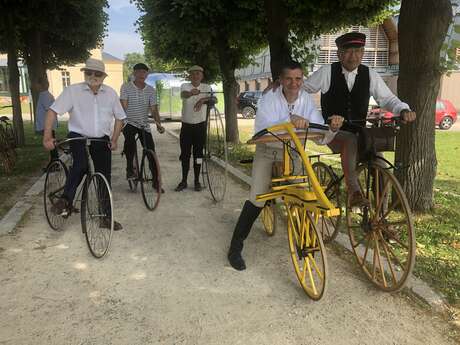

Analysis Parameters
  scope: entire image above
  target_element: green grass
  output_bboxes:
[158,91,225,116]
[0,102,31,116]
[0,120,68,218]
[234,125,460,304]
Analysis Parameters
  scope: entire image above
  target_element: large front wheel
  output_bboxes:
[346,163,416,292]
[81,173,113,258]
[286,203,328,300]
[203,106,228,202]
[140,149,161,211]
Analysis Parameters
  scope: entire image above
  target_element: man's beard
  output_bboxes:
[85,75,104,88]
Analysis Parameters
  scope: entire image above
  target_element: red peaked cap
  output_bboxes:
[335,32,366,49]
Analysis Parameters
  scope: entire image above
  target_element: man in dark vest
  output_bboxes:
[304,32,416,206]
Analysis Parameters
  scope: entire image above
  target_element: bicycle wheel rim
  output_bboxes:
[81,173,113,258]
[43,160,68,231]
[140,150,161,211]
[346,164,416,291]
[261,201,277,236]
[286,203,328,300]
[204,106,228,202]
[311,162,342,243]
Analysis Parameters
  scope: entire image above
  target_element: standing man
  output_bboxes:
[304,32,416,206]
[227,61,344,271]
[120,63,164,185]
[175,65,215,192]
[43,58,126,230]
[35,77,58,164]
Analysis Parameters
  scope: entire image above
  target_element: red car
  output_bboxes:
[369,99,457,130]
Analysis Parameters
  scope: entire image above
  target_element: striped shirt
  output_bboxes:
[120,81,157,132]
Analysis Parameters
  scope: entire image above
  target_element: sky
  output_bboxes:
[103,0,144,60]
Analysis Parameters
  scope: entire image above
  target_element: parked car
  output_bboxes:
[237,91,263,119]
[368,99,458,130]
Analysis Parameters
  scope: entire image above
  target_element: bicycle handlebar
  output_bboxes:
[252,122,330,141]
[55,137,110,148]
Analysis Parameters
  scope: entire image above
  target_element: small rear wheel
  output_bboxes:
[312,162,342,243]
[44,159,69,231]
[241,106,256,119]
[140,149,161,211]
[81,173,113,258]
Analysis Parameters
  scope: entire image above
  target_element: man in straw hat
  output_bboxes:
[175,65,216,192]
[43,58,126,230]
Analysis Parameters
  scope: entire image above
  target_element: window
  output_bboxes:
[317,25,389,68]
[255,80,261,91]
[61,70,71,88]
[436,101,445,111]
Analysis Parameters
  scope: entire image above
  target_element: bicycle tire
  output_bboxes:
[140,149,161,211]
[286,203,328,300]
[43,159,69,231]
[128,147,139,192]
[203,106,228,202]
[81,173,114,258]
[261,200,277,236]
[312,162,342,243]
[346,163,416,292]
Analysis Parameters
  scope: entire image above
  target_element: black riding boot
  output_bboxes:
[228,200,262,271]
[193,163,202,191]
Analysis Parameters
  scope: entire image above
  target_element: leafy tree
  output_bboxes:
[136,0,266,143]
[396,0,453,211]
[123,52,146,82]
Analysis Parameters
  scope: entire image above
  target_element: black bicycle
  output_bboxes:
[310,115,416,291]
[122,124,162,211]
[44,137,114,258]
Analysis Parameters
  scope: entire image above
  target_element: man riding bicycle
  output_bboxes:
[120,63,165,187]
[43,58,126,230]
[269,32,416,207]
[228,61,344,271]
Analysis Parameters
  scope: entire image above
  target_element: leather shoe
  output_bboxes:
[174,181,187,192]
[228,251,246,271]
[99,217,123,231]
[194,182,203,192]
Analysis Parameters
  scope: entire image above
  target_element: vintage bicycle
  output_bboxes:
[200,91,228,202]
[43,137,115,258]
[310,115,416,292]
[247,117,415,299]
[122,124,162,211]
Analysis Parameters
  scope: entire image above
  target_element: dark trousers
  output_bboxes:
[63,132,111,205]
[122,123,156,173]
[179,121,206,182]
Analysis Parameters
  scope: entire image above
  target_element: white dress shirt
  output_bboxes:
[51,82,126,137]
[304,65,411,116]
[255,87,336,145]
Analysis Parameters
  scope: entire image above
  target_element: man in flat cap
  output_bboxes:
[304,31,416,207]
[43,58,126,230]
[120,62,164,191]
[175,65,215,192]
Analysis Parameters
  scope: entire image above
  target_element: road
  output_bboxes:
[0,122,457,345]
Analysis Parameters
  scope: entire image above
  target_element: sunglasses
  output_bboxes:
[84,70,104,77]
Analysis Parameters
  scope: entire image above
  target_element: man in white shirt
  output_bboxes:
[227,61,344,271]
[304,32,416,207]
[175,65,215,192]
[43,58,126,230]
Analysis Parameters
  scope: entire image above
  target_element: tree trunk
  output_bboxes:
[24,29,47,126]
[6,13,25,147]
[396,0,452,211]
[216,34,240,144]
[264,0,293,80]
